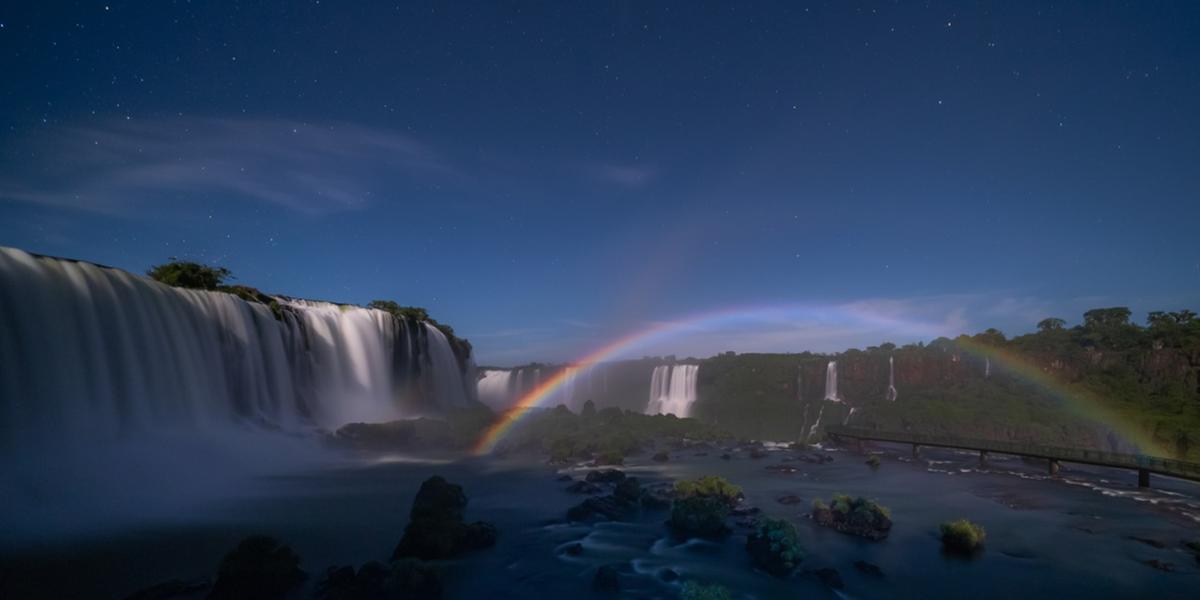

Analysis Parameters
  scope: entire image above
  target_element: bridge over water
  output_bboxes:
[823,425,1200,488]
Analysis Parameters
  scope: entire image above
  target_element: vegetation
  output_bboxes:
[494,404,731,461]
[940,519,986,553]
[811,495,892,540]
[745,517,804,576]
[674,476,743,506]
[680,581,732,600]
[147,259,232,290]
[369,299,473,366]
[688,306,1200,459]
[865,454,881,468]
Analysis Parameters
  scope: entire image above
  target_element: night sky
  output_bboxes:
[2,2,1198,364]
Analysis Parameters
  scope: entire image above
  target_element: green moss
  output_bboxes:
[940,519,986,553]
[745,517,804,576]
[674,476,743,506]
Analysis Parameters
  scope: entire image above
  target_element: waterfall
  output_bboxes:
[843,406,858,425]
[824,360,839,401]
[477,369,513,410]
[645,364,699,417]
[985,357,991,378]
[0,247,477,450]
[886,356,898,402]
[806,404,825,442]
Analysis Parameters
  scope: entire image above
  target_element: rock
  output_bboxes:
[315,560,441,600]
[853,560,883,577]
[393,476,497,561]
[652,451,670,462]
[720,453,732,460]
[585,469,626,484]
[776,494,804,505]
[749,448,768,459]
[640,486,673,509]
[614,477,642,503]
[593,565,620,592]
[693,452,708,457]
[565,480,603,494]
[658,568,679,582]
[735,517,759,529]
[563,543,583,556]
[814,567,844,590]
[556,474,574,482]
[123,578,211,600]
[568,494,637,522]
[745,517,803,576]
[1126,535,1167,549]
[730,503,760,517]
[1142,559,1176,572]
[208,536,306,600]
[765,464,799,474]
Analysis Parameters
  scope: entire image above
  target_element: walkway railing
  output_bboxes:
[823,425,1200,487]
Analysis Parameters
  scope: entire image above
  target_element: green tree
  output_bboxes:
[1037,317,1066,332]
[1083,307,1132,329]
[147,259,232,290]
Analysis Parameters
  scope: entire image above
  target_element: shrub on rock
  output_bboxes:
[940,519,986,554]
[680,580,732,600]
[208,535,306,600]
[811,494,892,540]
[745,517,804,576]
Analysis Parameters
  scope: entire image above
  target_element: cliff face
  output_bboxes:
[691,338,1200,459]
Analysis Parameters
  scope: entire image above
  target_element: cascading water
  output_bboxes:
[645,364,699,417]
[0,247,476,447]
[477,369,513,410]
[886,356,898,402]
[985,357,991,378]
[824,360,839,401]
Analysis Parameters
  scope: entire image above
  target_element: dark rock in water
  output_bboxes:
[556,474,574,482]
[208,535,306,600]
[593,565,620,592]
[565,480,603,494]
[749,448,768,459]
[315,560,441,600]
[1126,535,1168,549]
[730,503,760,517]
[814,567,844,590]
[765,464,799,475]
[693,452,709,457]
[123,577,211,600]
[568,494,638,522]
[735,517,759,529]
[614,477,642,503]
[853,560,883,577]
[652,451,670,462]
[658,568,679,582]
[811,496,892,541]
[794,453,833,464]
[563,543,583,556]
[585,469,627,484]
[720,453,732,460]
[393,476,498,561]
[1141,559,1176,572]
[776,494,804,505]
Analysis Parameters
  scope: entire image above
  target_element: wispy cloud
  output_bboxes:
[588,163,655,187]
[0,117,452,215]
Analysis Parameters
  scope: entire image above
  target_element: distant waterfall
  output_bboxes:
[645,364,699,417]
[885,356,898,402]
[824,360,839,401]
[0,247,476,450]
[806,404,825,442]
[477,369,513,410]
[843,406,858,425]
[985,357,991,378]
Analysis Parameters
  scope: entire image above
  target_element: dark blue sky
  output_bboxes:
[2,2,1198,364]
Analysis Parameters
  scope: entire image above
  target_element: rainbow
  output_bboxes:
[950,337,1172,457]
[471,304,952,454]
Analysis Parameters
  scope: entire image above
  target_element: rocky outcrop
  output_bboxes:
[392,476,497,561]
[208,536,307,600]
[811,495,892,541]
